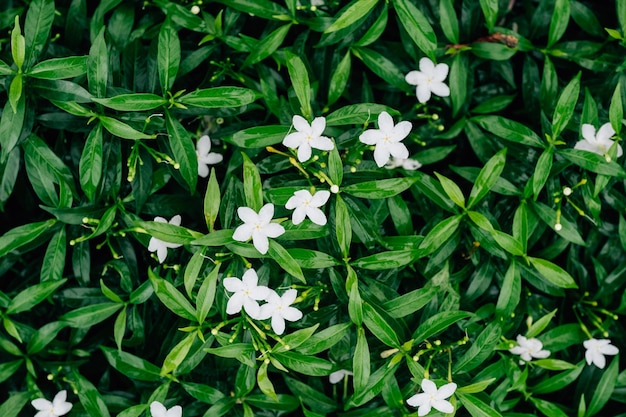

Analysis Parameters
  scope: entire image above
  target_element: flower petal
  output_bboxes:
[405,70,422,86]
[196,135,211,155]
[169,215,182,226]
[297,142,313,162]
[310,190,330,206]
[292,115,310,132]
[237,206,259,223]
[433,62,449,81]
[388,142,409,160]
[282,306,303,322]
[226,293,245,314]
[377,111,394,132]
[252,232,270,254]
[419,57,436,75]
[416,85,431,104]
[421,378,437,394]
[310,136,334,151]
[150,401,167,417]
[285,195,302,210]
[430,81,450,98]
[32,399,53,411]
[232,223,254,242]
[291,206,307,225]
[359,129,382,145]
[436,382,457,399]
[223,277,244,292]
[432,399,454,414]
[390,120,412,142]
[574,140,600,154]
[406,392,428,407]
[243,297,262,318]
[373,143,391,167]
[581,124,597,143]
[310,117,327,137]
[198,162,210,178]
[283,131,306,148]
[306,207,327,225]
[281,289,298,305]
[157,245,168,263]
[241,269,259,286]
[258,203,275,224]
[271,313,286,334]
[596,122,616,142]
[165,405,182,417]
[263,222,285,238]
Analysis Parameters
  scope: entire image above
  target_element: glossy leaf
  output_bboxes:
[392,0,437,58]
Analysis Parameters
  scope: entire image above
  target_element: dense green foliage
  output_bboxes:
[1,0,626,416]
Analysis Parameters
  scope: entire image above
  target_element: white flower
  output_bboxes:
[406,379,457,416]
[282,115,334,162]
[405,57,450,104]
[285,189,331,225]
[574,123,622,160]
[329,369,353,384]
[232,203,285,254]
[31,390,73,417]
[583,338,619,369]
[509,335,550,362]
[223,269,271,319]
[150,401,182,417]
[385,156,422,170]
[148,215,183,263]
[359,111,412,167]
[196,135,223,178]
[257,289,303,335]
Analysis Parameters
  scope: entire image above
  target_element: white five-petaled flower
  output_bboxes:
[148,215,183,264]
[232,203,285,254]
[329,369,353,384]
[285,189,331,226]
[196,135,223,178]
[406,379,457,416]
[223,269,271,319]
[257,289,303,335]
[282,115,334,162]
[385,156,422,170]
[32,390,73,417]
[405,57,450,104]
[359,111,412,168]
[150,400,182,417]
[583,338,619,369]
[509,335,550,362]
[574,122,623,160]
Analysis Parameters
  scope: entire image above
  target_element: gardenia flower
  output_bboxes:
[583,338,619,369]
[233,203,285,254]
[282,115,334,162]
[196,134,223,178]
[509,335,550,362]
[285,189,331,225]
[32,390,73,417]
[359,111,412,167]
[150,401,182,417]
[574,123,622,160]
[223,268,271,319]
[148,215,183,263]
[257,289,303,334]
[385,156,422,170]
[405,57,450,104]
[406,379,457,416]
[329,369,353,384]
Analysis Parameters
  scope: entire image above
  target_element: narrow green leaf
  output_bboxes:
[609,82,623,135]
[559,148,626,177]
[6,279,66,315]
[435,172,465,208]
[0,96,26,163]
[382,287,438,318]
[547,0,570,48]
[325,0,378,33]
[353,326,370,393]
[328,51,351,106]
[413,311,472,342]
[149,268,197,321]
[28,56,88,79]
[354,3,388,46]
[178,87,258,108]
[257,360,278,401]
[165,111,197,192]
[467,148,507,208]
[197,264,220,325]
[230,125,290,148]
[417,214,462,256]
[342,177,418,199]
[532,147,554,200]
[204,168,220,232]
[527,308,557,338]
[8,73,23,114]
[11,16,25,71]
[241,152,262,211]
[101,346,161,381]
[161,332,196,376]
[158,19,180,93]
[351,250,419,270]
[391,0,437,58]
[457,392,504,417]
[440,0,459,43]
[99,115,154,140]
[184,248,205,298]
[273,351,333,376]
[113,307,126,351]
[335,195,352,258]
[0,392,29,417]
[24,0,55,69]
[40,226,67,282]
[363,303,400,347]
[79,123,103,201]
[88,26,108,98]
[243,24,291,67]
[552,72,581,139]
[286,52,313,120]
[92,93,167,111]
[61,303,122,328]
[352,47,406,90]
[473,115,544,147]
[529,257,578,289]
[496,261,520,320]
[0,219,57,258]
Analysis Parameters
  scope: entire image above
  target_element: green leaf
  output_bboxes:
[440,0,459,43]
[8,73,23,114]
[61,303,122,328]
[241,152,263,211]
[528,257,578,289]
[559,148,626,177]
[178,87,258,108]
[274,324,319,353]
[23,0,54,69]
[27,56,88,79]
[328,51,351,106]
[6,279,66,315]
[609,82,623,135]
[353,326,370,393]
[585,355,619,417]
[268,241,305,282]
[467,148,507,208]
[413,311,472,343]
[158,19,180,93]
[139,219,202,245]
[479,0,498,32]
[325,103,399,126]
[192,229,235,246]
[417,214,462,256]
[531,362,584,394]
[363,303,400,347]
[205,168,220,232]
[165,110,198,192]
[0,392,29,417]
[197,264,219,325]
[0,96,26,163]
[533,358,577,371]
[149,268,197,321]
[27,321,68,354]
[496,261,521,320]
[286,52,313,120]
[99,115,154,140]
[473,115,544,147]
[161,332,196,376]
[527,308,557,338]
[79,123,103,201]
[296,323,351,355]
[0,219,57,258]
[0,359,23,384]
[205,343,255,367]
[230,125,290,148]
[113,307,126,351]
[457,392,504,417]
[471,42,517,60]
[102,347,162,381]
[392,0,437,59]
[182,382,225,404]
[328,145,343,186]
[382,287,437,318]
[11,16,25,71]
[450,51,468,117]
[257,360,277,401]
[352,47,406,90]
[88,26,108,98]
[532,147,554,199]
[435,172,465,208]
[346,265,363,325]
[324,0,378,33]
[531,398,569,417]
[287,248,340,269]
[212,0,288,20]
[273,351,333,376]
[335,195,352,258]
[351,250,419,270]
[552,72,580,139]
[342,177,418,199]
[92,93,167,111]
[284,377,337,413]
[530,201,585,246]
[243,24,291,67]
[547,0,570,48]
[455,322,502,373]
[40,227,67,282]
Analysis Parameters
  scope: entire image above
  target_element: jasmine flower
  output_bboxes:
[385,156,422,170]
[329,369,353,384]
[406,379,457,416]
[223,269,271,319]
[232,203,285,254]
[583,338,619,369]
[285,189,331,225]
[509,335,550,362]
[359,111,412,167]
[282,115,334,162]
[148,215,183,263]
[574,123,622,161]
[150,401,182,417]
[257,289,303,335]
[196,134,223,178]
[405,57,450,104]
[32,390,73,417]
